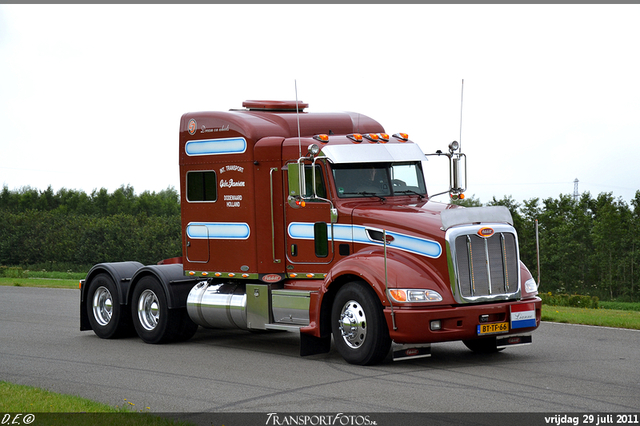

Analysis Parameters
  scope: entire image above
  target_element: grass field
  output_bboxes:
[0,381,191,425]
[0,277,81,288]
[541,305,640,330]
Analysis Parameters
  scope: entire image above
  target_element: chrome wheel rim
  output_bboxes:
[137,289,159,331]
[337,300,367,348]
[92,286,113,326]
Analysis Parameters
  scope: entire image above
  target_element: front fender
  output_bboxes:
[326,247,453,306]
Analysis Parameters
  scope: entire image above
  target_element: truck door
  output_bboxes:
[285,162,335,266]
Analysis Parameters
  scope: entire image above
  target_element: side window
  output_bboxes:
[187,170,217,202]
[303,165,327,199]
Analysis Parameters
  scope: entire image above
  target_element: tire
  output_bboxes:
[463,336,505,354]
[86,273,131,339]
[331,281,391,365]
[131,276,197,344]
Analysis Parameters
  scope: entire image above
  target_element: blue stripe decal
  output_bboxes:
[185,138,247,156]
[187,222,250,240]
[287,222,441,259]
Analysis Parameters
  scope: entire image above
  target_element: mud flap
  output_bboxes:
[392,342,431,361]
[300,332,331,357]
[496,334,532,349]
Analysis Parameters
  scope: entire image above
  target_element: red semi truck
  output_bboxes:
[80,100,541,365]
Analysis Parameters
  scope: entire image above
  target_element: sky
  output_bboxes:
[1,4,639,207]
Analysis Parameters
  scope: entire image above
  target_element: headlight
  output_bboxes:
[524,278,538,294]
[389,289,443,303]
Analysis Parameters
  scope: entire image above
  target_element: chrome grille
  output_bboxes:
[448,225,520,303]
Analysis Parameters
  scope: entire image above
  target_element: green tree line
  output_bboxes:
[2,184,639,301]
[456,190,640,302]
[0,185,181,268]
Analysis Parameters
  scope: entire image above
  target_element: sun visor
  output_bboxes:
[441,206,514,230]
[319,143,426,164]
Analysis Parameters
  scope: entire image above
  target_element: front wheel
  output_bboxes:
[131,276,197,344]
[331,281,391,365]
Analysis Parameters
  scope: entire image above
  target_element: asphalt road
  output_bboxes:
[1,286,639,421]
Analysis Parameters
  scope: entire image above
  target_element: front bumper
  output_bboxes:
[385,297,542,344]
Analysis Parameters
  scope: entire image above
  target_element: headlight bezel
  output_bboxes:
[388,289,443,303]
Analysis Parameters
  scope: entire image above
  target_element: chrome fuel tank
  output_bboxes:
[187,282,247,329]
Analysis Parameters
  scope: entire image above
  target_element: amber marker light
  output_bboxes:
[364,133,379,143]
[378,133,389,142]
[393,133,409,141]
[347,133,363,143]
[313,134,329,143]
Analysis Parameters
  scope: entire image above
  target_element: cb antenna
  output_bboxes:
[459,79,464,153]
[295,80,302,158]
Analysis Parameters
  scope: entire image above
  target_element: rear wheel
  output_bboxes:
[331,281,391,365]
[131,276,197,344]
[86,273,131,338]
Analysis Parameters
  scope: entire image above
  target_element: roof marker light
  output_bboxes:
[313,134,329,143]
[393,133,409,141]
[347,133,363,143]
[379,133,389,142]
[364,133,379,143]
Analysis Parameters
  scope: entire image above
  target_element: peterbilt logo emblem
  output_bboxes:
[188,118,197,135]
[261,274,283,283]
[478,227,494,238]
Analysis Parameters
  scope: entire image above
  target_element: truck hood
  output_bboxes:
[343,200,456,259]
[342,200,513,260]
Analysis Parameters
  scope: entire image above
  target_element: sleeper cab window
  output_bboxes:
[187,170,217,202]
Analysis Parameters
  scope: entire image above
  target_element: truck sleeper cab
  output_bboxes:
[80,100,541,365]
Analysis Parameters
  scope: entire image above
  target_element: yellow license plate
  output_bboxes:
[477,322,509,335]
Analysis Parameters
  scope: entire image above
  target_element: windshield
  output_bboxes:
[332,162,427,198]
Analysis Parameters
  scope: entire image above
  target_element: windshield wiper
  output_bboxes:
[394,190,425,199]
[342,192,387,202]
